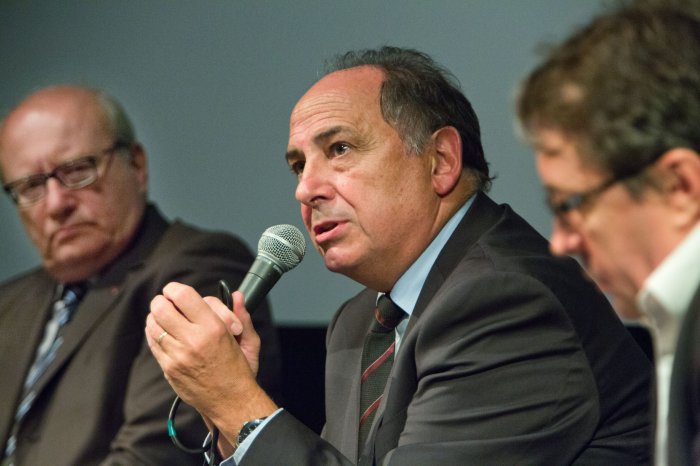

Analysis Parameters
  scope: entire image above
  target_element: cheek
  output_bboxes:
[582,217,639,275]
[300,204,312,230]
[19,210,47,244]
[80,195,116,228]
[580,218,615,254]
[299,204,321,250]
[91,176,139,226]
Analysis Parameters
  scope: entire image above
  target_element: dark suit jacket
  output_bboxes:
[0,205,282,465]
[241,193,652,465]
[668,284,700,466]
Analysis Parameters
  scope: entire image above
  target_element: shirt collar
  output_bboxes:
[637,222,700,356]
[385,195,475,317]
[638,221,700,318]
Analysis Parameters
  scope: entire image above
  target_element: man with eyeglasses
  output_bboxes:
[0,85,282,465]
[517,5,700,465]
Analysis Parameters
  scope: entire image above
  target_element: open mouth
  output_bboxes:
[314,222,338,235]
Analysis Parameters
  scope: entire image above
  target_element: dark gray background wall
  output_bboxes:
[0,1,602,325]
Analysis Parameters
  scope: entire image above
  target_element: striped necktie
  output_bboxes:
[3,283,86,462]
[358,294,405,454]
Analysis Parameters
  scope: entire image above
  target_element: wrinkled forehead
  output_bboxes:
[289,90,361,130]
[2,91,110,147]
[0,95,112,178]
[288,67,386,147]
[291,67,384,122]
[530,125,600,169]
[531,126,608,187]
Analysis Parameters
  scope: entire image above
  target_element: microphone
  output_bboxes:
[237,224,306,311]
[169,225,305,456]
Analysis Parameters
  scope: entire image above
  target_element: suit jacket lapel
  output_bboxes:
[407,192,501,335]
[26,206,170,408]
[29,285,124,398]
[368,193,504,460]
[326,290,375,463]
[0,272,55,441]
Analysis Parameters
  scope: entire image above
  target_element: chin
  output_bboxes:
[45,249,109,282]
[322,250,359,276]
[45,263,94,283]
[323,257,347,274]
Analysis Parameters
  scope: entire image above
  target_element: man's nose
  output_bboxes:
[295,158,333,206]
[549,217,584,257]
[44,178,76,216]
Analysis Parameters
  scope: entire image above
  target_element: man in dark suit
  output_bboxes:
[516,5,700,465]
[0,85,282,465]
[147,46,652,464]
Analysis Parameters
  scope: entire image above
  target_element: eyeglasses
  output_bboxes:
[546,176,622,217]
[3,141,130,207]
[545,165,649,224]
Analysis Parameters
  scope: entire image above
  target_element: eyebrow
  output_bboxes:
[285,125,349,164]
[5,153,93,185]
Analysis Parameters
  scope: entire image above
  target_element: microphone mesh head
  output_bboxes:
[258,224,306,272]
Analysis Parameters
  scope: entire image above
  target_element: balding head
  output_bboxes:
[0,85,148,282]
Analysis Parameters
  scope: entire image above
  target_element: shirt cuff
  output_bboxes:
[203,408,284,466]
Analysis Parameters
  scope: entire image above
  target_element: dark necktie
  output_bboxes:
[3,283,86,463]
[358,294,406,453]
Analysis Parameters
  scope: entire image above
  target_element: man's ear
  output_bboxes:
[128,143,149,195]
[430,126,462,196]
[655,148,700,229]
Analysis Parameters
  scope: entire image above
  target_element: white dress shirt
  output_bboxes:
[637,222,700,466]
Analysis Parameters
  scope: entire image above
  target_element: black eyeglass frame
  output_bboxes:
[3,141,130,207]
[545,159,658,219]
[546,176,621,217]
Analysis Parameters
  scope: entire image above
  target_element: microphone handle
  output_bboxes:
[236,256,282,311]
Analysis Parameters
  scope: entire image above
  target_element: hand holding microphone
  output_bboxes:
[162,224,306,458]
[218,224,306,368]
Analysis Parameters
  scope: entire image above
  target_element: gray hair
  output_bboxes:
[93,89,136,145]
